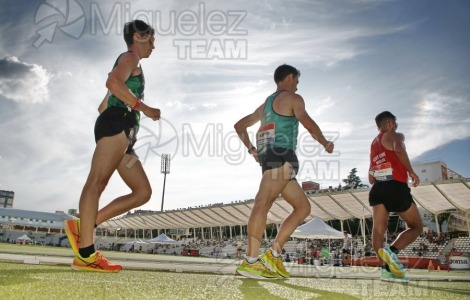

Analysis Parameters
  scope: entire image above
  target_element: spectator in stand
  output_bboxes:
[236,240,243,259]
[312,247,319,259]
[364,241,372,257]
[341,249,351,266]
[342,232,351,254]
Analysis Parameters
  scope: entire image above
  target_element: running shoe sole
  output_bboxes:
[236,268,279,280]
[71,264,121,273]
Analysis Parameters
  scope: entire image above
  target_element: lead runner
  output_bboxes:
[369,111,423,282]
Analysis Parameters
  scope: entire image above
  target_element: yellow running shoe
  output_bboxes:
[72,251,122,273]
[378,246,405,278]
[236,259,279,279]
[260,249,290,278]
[64,219,80,256]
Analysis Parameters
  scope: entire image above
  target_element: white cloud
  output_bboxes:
[165,99,218,111]
[313,96,336,115]
[407,92,470,157]
[0,56,50,103]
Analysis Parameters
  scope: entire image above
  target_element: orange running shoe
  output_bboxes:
[72,251,122,273]
[64,219,80,256]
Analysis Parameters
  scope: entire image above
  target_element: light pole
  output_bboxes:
[160,154,171,212]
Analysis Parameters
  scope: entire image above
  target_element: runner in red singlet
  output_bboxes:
[368,111,423,282]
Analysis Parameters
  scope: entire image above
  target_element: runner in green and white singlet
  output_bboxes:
[68,20,161,273]
[257,90,299,156]
[234,64,335,279]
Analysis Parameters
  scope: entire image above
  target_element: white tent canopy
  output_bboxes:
[146,233,177,244]
[16,234,32,241]
[125,239,148,244]
[291,217,345,239]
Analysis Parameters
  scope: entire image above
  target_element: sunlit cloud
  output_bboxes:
[0,56,50,103]
[407,92,470,157]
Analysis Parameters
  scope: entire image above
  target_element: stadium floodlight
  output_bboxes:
[160,154,171,212]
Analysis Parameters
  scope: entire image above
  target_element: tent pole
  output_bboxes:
[434,213,440,236]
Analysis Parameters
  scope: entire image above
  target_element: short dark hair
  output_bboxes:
[375,111,396,128]
[123,20,155,46]
[274,64,300,83]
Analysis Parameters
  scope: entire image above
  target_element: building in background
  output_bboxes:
[0,190,14,208]
[302,181,321,195]
[302,181,320,192]
[412,160,463,182]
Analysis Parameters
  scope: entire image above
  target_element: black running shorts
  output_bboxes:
[260,147,299,180]
[94,106,139,155]
[369,180,415,213]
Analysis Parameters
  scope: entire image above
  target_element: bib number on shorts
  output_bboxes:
[370,162,394,181]
[257,123,275,150]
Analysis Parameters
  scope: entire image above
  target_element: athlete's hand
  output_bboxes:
[141,103,160,121]
[409,171,420,187]
[324,141,334,154]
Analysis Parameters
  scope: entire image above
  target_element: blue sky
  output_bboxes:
[0,0,469,214]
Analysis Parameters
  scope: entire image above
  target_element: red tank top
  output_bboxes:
[370,132,408,183]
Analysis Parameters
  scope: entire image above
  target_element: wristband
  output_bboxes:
[132,99,141,110]
[248,146,256,154]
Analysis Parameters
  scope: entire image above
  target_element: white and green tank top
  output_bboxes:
[256,90,299,154]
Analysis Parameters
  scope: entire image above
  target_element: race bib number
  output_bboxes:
[370,162,394,181]
[256,123,275,149]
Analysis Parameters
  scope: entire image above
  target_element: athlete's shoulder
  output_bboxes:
[118,51,140,66]
[284,91,303,103]
[380,131,396,149]
[385,131,404,142]
[283,90,301,97]
[396,132,405,141]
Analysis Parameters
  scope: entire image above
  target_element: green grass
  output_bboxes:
[0,243,72,255]
[0,244,469,299]
[1,261,470,300]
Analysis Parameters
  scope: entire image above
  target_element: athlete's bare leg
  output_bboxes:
[246,163,292,258]
[372,204,389,265]
[271,181,311,254]
[95,154,152,225]
[78,132,128,248]
[392,203,423,250]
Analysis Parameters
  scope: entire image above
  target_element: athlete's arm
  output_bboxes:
[392,132,420,187]
[106,52,160,120]
[292,94,334,153]
[234,104,263,162]
[106,52,141,106]
[368,161,376,184]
